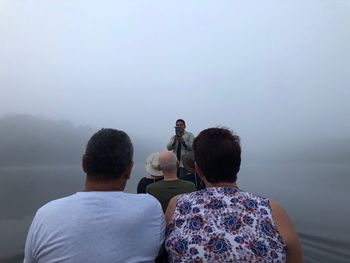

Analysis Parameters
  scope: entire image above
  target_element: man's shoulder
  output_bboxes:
[137,177,147,183]
[178,179,196,188]
[184,130,195,137]
[137,177,149,186]
[39,194,76,208]
[33,194,77,220]
[121,192,160,204]
[129,193,164,215]
[38,192,160,213]
[146,180,165,191]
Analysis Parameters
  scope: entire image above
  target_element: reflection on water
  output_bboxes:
[301,232,349,263]
[0,163,349,263]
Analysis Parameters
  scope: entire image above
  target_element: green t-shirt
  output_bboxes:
[146,179,196,212]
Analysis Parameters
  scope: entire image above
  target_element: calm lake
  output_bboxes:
[0,162,349,262]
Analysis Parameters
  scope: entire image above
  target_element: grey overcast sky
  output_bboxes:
[0,0,349,151]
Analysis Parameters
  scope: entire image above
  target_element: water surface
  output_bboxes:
[0,163,349,262]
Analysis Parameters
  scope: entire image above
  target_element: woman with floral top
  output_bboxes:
[165,128,303,263]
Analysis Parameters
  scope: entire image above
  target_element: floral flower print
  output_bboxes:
[165,187,286,262]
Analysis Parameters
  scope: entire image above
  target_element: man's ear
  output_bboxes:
[82,155,88,173]
[123,161,133,179]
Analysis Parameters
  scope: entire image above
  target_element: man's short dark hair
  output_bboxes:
[84,128,133,180]
[176,119,186,126]
[193,127,241,183]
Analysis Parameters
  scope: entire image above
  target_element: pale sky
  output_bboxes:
[1,0,349,153]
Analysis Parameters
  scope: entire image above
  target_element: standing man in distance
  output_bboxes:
[24,128,165,263]
[167,119,195,177]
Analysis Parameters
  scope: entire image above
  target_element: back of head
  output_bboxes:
[83,128,133,180]
[158,151,178,174]
[193,127,241,183]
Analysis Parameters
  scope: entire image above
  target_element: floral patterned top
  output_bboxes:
[165,187,286,263]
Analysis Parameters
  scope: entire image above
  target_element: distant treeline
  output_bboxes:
[0,114,155,167]
[1,114,348,166]
[0,114,95,166]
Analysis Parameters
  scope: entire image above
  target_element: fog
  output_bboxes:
[1,0,350,159]
[1,2,350,262]
[0,114,157,166]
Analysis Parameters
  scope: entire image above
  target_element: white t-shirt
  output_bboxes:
[24,192,165,263]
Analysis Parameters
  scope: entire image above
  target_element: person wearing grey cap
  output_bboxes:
[137,152,164,193]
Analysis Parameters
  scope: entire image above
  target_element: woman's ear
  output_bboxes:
[195,162,208,187]
[194,162,203,177]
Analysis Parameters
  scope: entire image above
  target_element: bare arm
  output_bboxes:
[270,199,303,263]
[165,195,179,224]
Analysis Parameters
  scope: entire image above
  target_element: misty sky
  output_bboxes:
[1,0,349,152]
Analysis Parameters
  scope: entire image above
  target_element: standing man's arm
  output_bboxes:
[167,135,177,151]
[182,132,195,151]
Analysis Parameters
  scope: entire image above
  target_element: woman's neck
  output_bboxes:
[205,182,238,189]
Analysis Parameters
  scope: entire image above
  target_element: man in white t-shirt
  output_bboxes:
[24,128,165,263]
